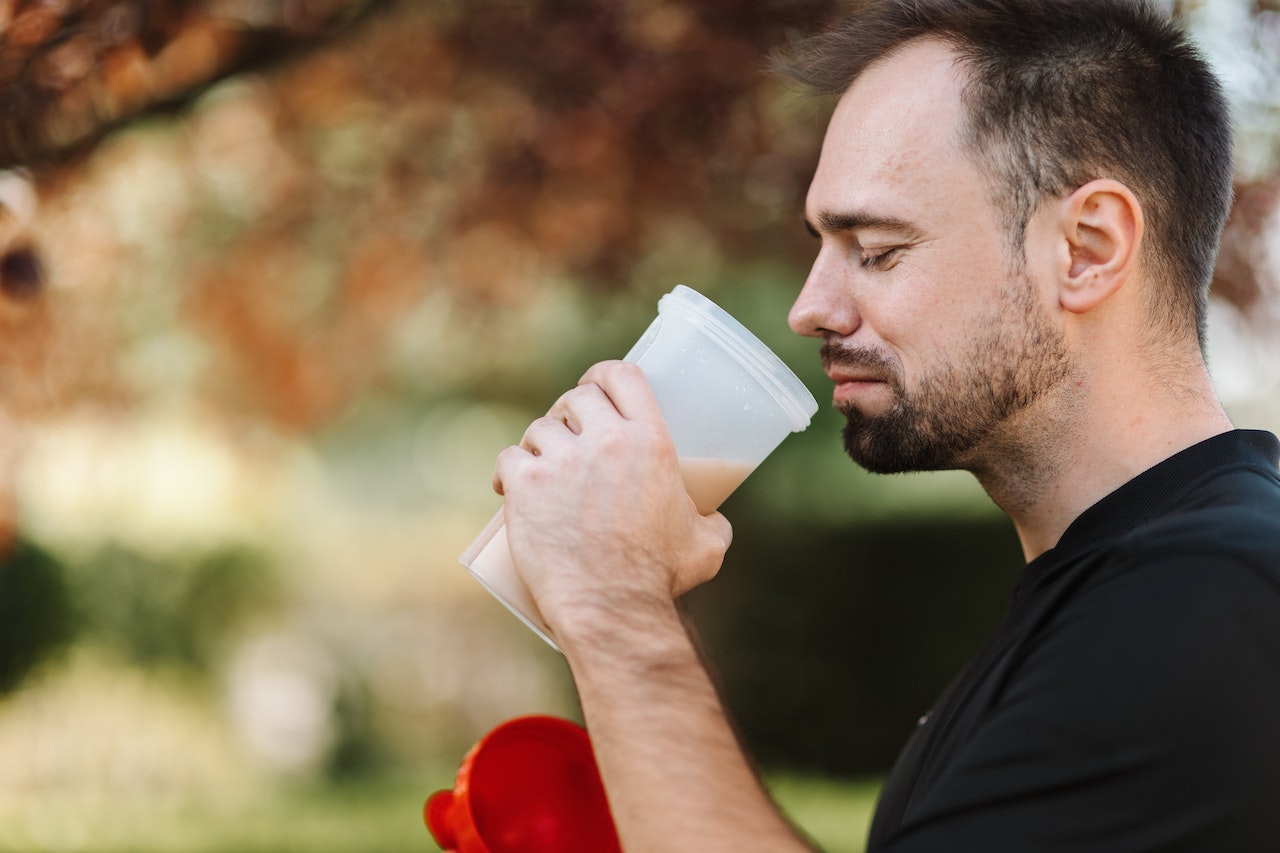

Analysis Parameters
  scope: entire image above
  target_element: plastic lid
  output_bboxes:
[658,285,818,431]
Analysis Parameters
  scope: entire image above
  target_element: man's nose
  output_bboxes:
[789,253,860,339]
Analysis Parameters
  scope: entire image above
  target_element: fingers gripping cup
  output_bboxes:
[459,285,819,649]
[424,715,621,853]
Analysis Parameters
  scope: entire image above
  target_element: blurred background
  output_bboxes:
[0,1,1276,850]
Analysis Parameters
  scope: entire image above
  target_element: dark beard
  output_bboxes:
[840,390,979,473]
[830,278,1070,474]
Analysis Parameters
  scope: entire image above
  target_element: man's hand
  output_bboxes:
[492,360,732,644]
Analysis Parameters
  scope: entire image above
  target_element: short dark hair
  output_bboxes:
[774,0,1234,348]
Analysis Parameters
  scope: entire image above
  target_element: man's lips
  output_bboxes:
[820,343,896,404]
[826,369,888,385]
[826,372,890,407]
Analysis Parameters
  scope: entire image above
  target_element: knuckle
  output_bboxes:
[717,516,734,549]
[550,388,576,413]
[614,360,644,380]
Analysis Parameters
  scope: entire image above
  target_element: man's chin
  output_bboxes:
[842,419,912,474]
[843,444,921,475]
[841,416,960,475]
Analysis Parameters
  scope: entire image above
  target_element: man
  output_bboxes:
[492,0,1280,849]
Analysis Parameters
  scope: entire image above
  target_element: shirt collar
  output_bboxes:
[1018,429,1280,597]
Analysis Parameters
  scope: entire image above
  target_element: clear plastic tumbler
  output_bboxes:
[459,285,819,650]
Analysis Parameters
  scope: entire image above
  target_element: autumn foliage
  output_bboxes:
[0,0,1275,434]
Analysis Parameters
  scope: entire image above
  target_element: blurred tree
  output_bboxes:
[5,0,850,433]
[0,539,74,693]
[0,0,380,168]
[69,542,279,672]
[0,0,1271,432]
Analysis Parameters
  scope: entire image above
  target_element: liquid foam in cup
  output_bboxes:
[459,285,819,650]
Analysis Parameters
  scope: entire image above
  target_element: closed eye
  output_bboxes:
[860,247,901,270]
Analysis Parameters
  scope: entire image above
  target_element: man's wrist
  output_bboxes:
[548,591,695,670]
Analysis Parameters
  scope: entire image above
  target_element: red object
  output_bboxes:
[424,715,622,853]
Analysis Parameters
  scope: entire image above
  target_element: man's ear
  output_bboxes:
[1055,179,1143,314]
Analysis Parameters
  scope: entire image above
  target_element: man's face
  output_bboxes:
[790,39,1071,474]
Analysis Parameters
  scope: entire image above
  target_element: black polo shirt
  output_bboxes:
[868,430,1280,852]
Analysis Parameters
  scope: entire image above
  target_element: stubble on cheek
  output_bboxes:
[834,273,1072,475]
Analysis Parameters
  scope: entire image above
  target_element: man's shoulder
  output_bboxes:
[1017,463,1280,724]
[1116,513,1280,583]
[1002,504,1280,801]
[1071,494,1280,645]
[1111,455,1280,568]
[1021,494,1280,730]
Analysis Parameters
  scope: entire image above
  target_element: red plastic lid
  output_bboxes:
[424,715,622,853]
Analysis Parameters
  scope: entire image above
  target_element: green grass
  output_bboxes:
[768,773,881,853]
[0,775,435,853]
[0,771,879,852]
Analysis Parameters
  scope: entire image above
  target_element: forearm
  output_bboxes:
[557,599,815,853]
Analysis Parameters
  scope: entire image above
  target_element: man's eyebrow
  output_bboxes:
[805,209,922,239]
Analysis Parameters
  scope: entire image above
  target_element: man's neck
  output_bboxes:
[971,359,1234,562]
